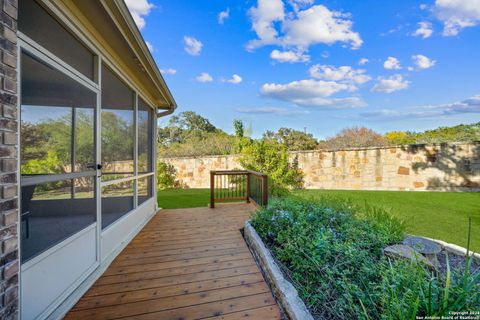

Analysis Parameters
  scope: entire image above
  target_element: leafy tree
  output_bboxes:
[21,109,95,173]
[324,127,387,149]
[413,122,480,144]
[22,150,63,175]
[263,127,318,151]
[158,111,219,146]
[157,161,180,189]
[385,131,416,145]
[160,132,237,157]
[101,111,134,168]
[233,119,244,138]
[385,122,480,145]
[239,139,303,195]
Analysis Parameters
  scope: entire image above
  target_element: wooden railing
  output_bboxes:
[210,170,268,208]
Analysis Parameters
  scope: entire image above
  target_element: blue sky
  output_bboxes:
[126,0,480,139]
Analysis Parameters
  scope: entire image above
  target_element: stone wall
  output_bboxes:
[162,142,480,191]
[0,0,18,318]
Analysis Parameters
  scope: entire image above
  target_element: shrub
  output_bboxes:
[157,161,180,189]
[262,127,318,151]
[251,197,480,319]
[385,131,416,145]
[159,132,236,157]
[239,140,303,195]
[324,127,387,149]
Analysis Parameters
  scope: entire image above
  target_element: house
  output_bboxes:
[0,0,176,318]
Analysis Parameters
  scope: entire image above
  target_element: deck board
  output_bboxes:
[65,203,282,320]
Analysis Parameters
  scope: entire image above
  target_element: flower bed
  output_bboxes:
[250,198,480,319]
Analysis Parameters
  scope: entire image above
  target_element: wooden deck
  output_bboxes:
[65,203,282,320]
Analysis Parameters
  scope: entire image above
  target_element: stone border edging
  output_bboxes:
[416,235,480,261]
[244,221,314,320]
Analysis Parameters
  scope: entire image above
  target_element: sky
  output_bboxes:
[125,0,480,139]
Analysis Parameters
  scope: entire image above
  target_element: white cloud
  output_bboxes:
[412,54,436,69]
[288,0,314,12]
[413,21,434,38]
[236,106,309,116]
[270,49,310,63]
[196,73,213,83]
[247,0,285,49]
[247,2,362,52]
[358,58,369,65]
[434,0,480,36]
[372,75,410,93]
[260,79,364,108]
[308,65,371,85]
[225,74,243,84]
[362,95,480,119]
[218,8,230,24]
[145,41,153,52]
[160,68,177,75]
[282,5,363,50]
[262,79,351,98]
[383,56,402,70]
[125,0,155,30]
[184,36,203,56]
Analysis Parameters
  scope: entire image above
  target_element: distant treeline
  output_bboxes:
[158,111,480,157]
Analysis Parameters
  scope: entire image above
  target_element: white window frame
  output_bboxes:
[18,1,158,261]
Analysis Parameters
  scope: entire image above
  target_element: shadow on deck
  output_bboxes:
[65,203,282,320]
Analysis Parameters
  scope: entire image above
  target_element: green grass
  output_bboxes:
[157,188,480,252]
[157,188,211,209]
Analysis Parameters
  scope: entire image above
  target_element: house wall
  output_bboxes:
[0,0,18,318]
[161,142,480,191]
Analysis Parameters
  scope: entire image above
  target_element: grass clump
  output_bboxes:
[251,197,480,319]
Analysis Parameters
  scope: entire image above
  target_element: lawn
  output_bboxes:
[157,188,211,209]
[157,188,480,252]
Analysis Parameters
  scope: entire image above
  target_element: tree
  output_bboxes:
[385,122,480,145]
[233,119,244,138]
[263,127,318,151]
[157,161,181,189]
[385,131,416,145]
[160,132,237,157]
[158,111,219,146]
[413,122,480,144]
[324,127,387,149]
[239,139,303,195]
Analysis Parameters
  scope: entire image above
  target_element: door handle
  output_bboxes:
[87,164,103,170]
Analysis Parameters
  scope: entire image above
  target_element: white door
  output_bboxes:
[19,48,100,320]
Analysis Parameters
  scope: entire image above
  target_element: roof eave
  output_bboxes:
[104,0,177,115]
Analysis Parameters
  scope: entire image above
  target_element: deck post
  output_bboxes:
[210,171,215,208]
[246,173,251,203]
[262,175,268,207]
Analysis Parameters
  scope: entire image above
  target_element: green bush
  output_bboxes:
[157,161,180,189]
[239,139,303,195]
[251,197,480,319]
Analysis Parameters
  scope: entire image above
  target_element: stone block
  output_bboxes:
[397,166,410,175]
[3,260,17,280]
[2,132,15,145]
[413,181,424,188]
[1,210,17,226]
[1,236,17,255]
[1,159,16,172]
[2,77,16,93]
[1,51,15,68]
[2,104,16,119]
[3,1,17,20]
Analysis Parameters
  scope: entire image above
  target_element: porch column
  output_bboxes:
[0,0,18,318]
